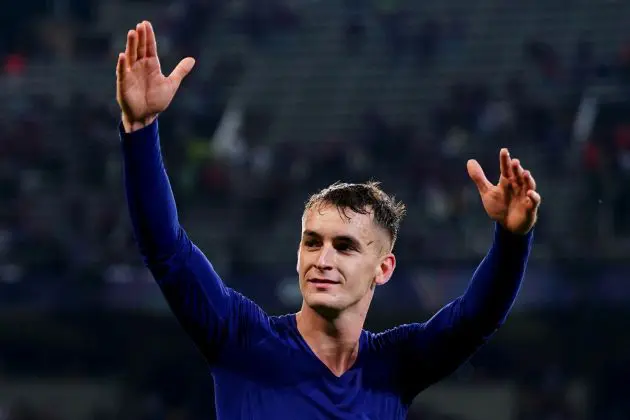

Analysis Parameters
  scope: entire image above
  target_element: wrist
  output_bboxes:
[495,221,534,241]
[121,113,158,133]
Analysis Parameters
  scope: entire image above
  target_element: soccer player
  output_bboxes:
[117,21,541,419]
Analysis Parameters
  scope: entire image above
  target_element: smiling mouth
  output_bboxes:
[308,279,340,285]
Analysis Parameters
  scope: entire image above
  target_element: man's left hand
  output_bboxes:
[467,148,541,235]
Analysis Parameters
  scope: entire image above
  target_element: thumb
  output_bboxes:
[167,57,196,89]
[467,159,492,194]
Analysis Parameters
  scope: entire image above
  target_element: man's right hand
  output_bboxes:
[116,21,196,133]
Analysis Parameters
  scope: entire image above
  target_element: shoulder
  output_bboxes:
[360,325,430,398]
[214,309,295,362]
[269,313,299,339]
[239,312,303,348]
[362,323,426,354]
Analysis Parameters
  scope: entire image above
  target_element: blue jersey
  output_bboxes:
[120,120,532,420]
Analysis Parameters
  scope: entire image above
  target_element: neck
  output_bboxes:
[295,301,368,377]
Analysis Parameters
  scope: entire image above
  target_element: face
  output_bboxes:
[297,204,396,316]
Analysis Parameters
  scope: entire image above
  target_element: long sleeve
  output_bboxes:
[389,222,533,400]
[121,120,180,261]
[120,119,268,365]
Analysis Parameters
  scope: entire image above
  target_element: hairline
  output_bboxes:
[302,200,395,253]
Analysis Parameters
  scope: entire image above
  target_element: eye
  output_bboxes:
[303,239,320,248]
[335,242,356,253]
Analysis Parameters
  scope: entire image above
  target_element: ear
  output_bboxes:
[374,253,396,286]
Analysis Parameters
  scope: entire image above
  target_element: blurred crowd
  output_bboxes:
[1,0,630,285]
[1,0,630,419]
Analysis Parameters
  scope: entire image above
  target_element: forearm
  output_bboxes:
[120,118,181,261]
[458,222,533,333]
[396,223,532,394]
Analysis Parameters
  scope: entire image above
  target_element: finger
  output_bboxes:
[168,57,196,89]
[527,190,541,209]
[137,22,147,60]
[523,170,536,191]
[499,148,512,179]
[145,20,158,58]
[127,29,138,66]
[116,52,126,81]
[511,159,524,187]
[116,53,127,107]
[124,30,133,65]
[467,159,493,194]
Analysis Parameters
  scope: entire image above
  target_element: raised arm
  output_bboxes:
[117,21,266,365]
[393,149,541,400]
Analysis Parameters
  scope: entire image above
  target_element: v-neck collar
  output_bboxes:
[289,313,366,380]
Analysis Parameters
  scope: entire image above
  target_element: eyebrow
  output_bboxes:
[302,230,372,249]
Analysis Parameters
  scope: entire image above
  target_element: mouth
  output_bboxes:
[307,278,340,285]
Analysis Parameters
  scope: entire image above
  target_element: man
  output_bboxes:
[117,21,541,419]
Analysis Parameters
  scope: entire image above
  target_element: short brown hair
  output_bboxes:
[304,181,407,249]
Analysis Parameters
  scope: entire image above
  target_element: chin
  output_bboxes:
[304,293,346,315]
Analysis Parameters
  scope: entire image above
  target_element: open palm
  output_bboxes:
[467,149,541,235]
[116,21,195,131]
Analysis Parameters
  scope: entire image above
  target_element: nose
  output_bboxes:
[315,244,335,270]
